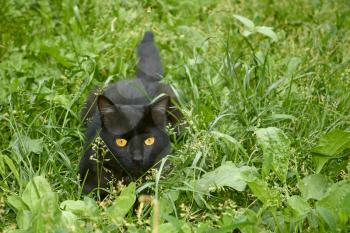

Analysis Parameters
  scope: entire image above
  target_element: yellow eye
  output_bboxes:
[144,137,155,146]
[116,138,127,147]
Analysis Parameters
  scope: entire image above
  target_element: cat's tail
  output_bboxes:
[136,31,163,82]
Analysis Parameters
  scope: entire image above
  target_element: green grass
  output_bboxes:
[1,0,350,232]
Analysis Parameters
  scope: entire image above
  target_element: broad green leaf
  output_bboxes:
[32,192,62,233]
[61,198,99,221]
[107,182,136,225]
[255,127,290,183]
[158,223,178,233]
[313,157,329,174]
[256,26,278,42]
[16,210,32,230]
[316,207,336,232]
[234,209,264,233]
[162,215,192,233]
[60,200,87,216]
[60,211,78,227]
[7,195,29,211]
[233,15,255,30]
[194,162,258,193]
[25,137,43,154]
[316,181,350,222]
[83,196,100,218]
[11,135,43,155]
[197,222,214,233]
[311,129,350,157]
[22,176,53,211]
[287,196,311,216]
[242,30,254,37]
[311,129,350,173]
[297,174,331,200]
[179,221,192,233]
[247,179,281,206]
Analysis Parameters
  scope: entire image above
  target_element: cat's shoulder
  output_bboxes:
[103,79,148,104]
[103,79,174,104]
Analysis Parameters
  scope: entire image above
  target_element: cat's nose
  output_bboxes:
[132,154,142,162]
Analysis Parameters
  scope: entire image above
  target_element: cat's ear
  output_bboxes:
[97,95,115,116]
[97,95,130,133]
[150,95,169,127]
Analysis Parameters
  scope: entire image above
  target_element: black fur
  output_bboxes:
[78,32,181,195]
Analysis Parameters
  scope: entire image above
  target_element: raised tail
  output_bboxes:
[136,31,163,82]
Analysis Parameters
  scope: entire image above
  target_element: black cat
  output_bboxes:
[78,32,182,195]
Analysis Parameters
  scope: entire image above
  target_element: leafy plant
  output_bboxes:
[255,127,291,183]
[7,176,138,232]
[311,128,350,173]
[8,176,81,232]
[233,14,278,42]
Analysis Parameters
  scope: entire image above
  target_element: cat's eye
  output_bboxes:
[144,137,155,146]
[116,138,127,147]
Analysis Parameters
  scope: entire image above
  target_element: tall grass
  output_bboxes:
[1,0,350,232]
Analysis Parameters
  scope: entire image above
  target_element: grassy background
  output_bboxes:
[1,0,350,232]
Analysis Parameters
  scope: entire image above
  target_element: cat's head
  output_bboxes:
[97,95,171,177]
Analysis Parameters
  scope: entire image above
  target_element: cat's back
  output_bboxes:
[104,79,150,105]
[103,79,173,105]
